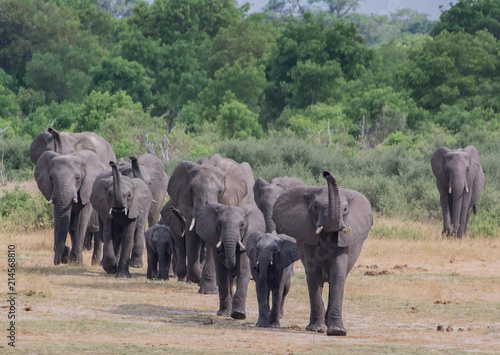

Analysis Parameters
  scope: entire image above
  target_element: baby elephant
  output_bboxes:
[145,224,176,280]
[246,232,299,327]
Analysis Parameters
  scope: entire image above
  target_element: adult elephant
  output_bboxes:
[160,200,187,280]
[167,154,255,293]
[431,146,485,238]
[196,203,265,319]
[254,176,306,232]
[91,162,152,277]
[118,154,169,227]
[30,128,115,165]
[273,170,373,336]
[34,150,107,265]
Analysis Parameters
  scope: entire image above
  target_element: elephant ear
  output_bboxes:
[167,161,197,212]
[195,203,222,247]
[463,145,482,181]
[91,172,113,219]
[138,154,169,191]
[73,133,98,154]
[30,132,52,164]
[253,177,269,209]
[273,186,320,246]
[128,178,153,219]
[160,200,185,237]
[276,233,299,270]
[337,188,373,247]
[431,146,451,189]
[34,150,59,201]
[240,203,265,241]
[220,164,250,206]
[246,231,262,267]
[80,151,106,205]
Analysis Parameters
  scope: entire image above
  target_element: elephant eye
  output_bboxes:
[240,222,245,229]
[75,174,81,181]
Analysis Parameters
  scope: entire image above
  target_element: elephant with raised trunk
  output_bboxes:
[196,203,265,319]
[246,232,299,327]
[30,128,115,165]
[273,171,373,336]
[254,176,306,232]
[91,162,152,277]
[118,154,169,227]
[431,146,485,238]
[167,154,255,294]
[35,150,107,265]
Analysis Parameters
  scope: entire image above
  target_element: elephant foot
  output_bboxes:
[198,282,218,294]
[69,252,83,265]
[217,309,231,317]
[269,321,280,328]
[231,309,246,320]
[327,325,347,336]
[306,323,326,333]
[129,258,143,268]
[116,271,131,278]
[60,246,71,264]
[256,320,269,327]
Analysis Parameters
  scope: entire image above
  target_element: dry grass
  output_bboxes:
[1,216,500,354]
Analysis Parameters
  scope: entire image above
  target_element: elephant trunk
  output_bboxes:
[449,174,466,237]
[323,170,342,232]
[53,204,72,265]
[263,206,276,233]
[218,234,238,270]
[110,161,125,211]
[48,127,63,154]
[258,249,273,280]
[130,155,144,180]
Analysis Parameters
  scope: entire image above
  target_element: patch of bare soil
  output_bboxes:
[0,180,38,197]
[1,223,500,354]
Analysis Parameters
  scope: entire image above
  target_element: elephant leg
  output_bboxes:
[130,216,145,268]
[254,275,271,327]
[326,246,349,336]
[157,251,171,280]
[440,193,452,237]
[69,204,92,264]
[278,267,292,320]
[186,230,202,283]
[101,221,117,274]
[116,218,135,278]
[302,245,326,333]
[231,253,250,320]
[175,236,187,281]
[147,249,158,280]
[199,246,218,294]
[91,232,103,266]
[53,211,71,265]
[215,254,232,317]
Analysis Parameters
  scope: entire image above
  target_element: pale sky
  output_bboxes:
[238,0,457,20]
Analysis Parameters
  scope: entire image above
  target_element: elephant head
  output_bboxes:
[431,146,485,238]
[196,203,265,270]
[34,150,107,265]
[254,176,306,233]
[30,128,115,165]
[273,170,373,247]
[91,162,152,220]
[246,232,299,280]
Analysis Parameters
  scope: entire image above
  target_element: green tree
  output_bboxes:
[216,97,263,139]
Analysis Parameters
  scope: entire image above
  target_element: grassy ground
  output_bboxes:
[1,216,499,354]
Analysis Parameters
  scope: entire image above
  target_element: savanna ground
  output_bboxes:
[1,184,500,354]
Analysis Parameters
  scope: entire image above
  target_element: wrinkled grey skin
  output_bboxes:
[431,146,485,238]
[246,232,299,327]
[35,150,107,265]
[160,200,187,280]
[273,171,373,336]
[91,162,152,278]
[167,154,255,294]
[145,224,175,280]
[83,209,102,265]
[254,176,306,233]
[118,154,169,227]
[30,128,115,165]
[196,203,265,319]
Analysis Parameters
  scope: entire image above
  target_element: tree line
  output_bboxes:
[1,0,500,161]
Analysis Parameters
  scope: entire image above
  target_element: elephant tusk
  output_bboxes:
[238,240,246,251]
[73,198,78,204]
[342,226,352,235]
[151,199,157,203]
[189,218,195,231]
[181,230,185,237]
[449,187,452,194]
[270,261,273,266]
[316,226,324,234]
[124,208,128,215]
[216,241,222,249]
[47,199,54,205]
[109,208,113,214]
[465,186,469,193]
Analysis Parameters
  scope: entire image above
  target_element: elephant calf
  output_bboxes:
[145,224,176,280]
[247,232,299,327]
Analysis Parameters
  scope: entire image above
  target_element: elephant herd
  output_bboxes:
[30,129,485,336]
